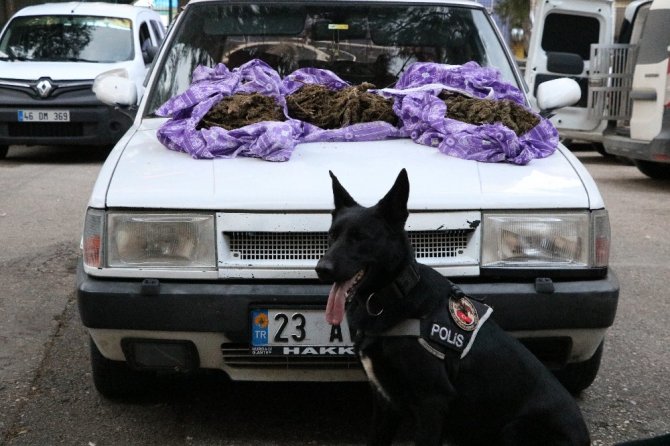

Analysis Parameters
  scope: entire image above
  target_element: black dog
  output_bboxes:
[316,169,591,446]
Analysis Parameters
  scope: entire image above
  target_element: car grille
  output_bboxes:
[225,229,472,261]
[221,343,361,369]
[227,231,329,261]
[218,211,481,278]
[8,122,83,138]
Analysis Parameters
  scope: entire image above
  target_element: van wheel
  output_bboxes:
[0,145,8,159]
[553,341,604,394]
[634,160,670,179]
[89,338,154,399]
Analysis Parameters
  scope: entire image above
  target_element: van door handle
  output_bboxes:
[630,88,657,101]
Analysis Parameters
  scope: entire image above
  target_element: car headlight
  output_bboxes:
[83,209,216,269]
[481,210,610,268]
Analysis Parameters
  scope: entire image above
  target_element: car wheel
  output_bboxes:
[89,337,154,399]
[634,160,670,179]
[0,145,8,159]
[553,341,604,394]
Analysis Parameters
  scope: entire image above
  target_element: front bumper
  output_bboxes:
[77,261,619,380]
[0,105,133,147]
[0,82,135,148]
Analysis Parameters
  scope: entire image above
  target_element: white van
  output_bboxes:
[526,0,670,178]
[600,0,670,179]
[0,2,165,159]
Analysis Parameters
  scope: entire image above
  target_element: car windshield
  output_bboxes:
[146,2,517,114]
[0,15,133,63]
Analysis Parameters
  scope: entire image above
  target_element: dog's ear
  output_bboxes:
[330,170,358,210]
[377,169,410,227]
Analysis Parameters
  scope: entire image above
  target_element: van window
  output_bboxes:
[139,22,152,48]
[636,8,670,64]
[541,13,600,60]
[618,2,651,44]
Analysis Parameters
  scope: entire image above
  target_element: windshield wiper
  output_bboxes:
[0,51,25,61]
[0,48,28,61]
[65,57,100,63]
[0,55,27,61]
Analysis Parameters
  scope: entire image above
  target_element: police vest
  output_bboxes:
[378,296,493,360]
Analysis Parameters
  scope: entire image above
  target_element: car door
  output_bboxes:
[628,0,670,141]
[525,0,613,135]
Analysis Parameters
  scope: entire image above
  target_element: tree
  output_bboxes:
[494,0,532,58]
[494,0,531,28]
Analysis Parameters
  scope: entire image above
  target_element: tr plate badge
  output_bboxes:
[251,309,270,346]
[448,297,479,331]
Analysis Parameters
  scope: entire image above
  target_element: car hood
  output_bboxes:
[0,60,125,81]
[100,119,597,211]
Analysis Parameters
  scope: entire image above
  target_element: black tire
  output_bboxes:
[89,338,154,399]
[634,160,670,179]
[553,341,604,394]
[0,145,8,159]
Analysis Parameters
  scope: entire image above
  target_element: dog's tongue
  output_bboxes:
[325,276,357,325]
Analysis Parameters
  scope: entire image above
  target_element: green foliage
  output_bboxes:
[493,0,531,27]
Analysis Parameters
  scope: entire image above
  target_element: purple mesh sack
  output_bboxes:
[383,62,558,165]
[156,59,303,161]
[281,68,405,144]
[156,59,558,164]
[156,60,402,161]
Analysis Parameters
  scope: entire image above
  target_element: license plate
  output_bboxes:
[250,308,355,356]
[17,110,70,122]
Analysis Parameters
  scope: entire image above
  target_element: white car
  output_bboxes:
[0,2,165,158]
[78,0,619,399]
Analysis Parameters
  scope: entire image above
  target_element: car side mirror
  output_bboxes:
[536,78,582,118]
[143,45,158,64]
[93,71,138,108]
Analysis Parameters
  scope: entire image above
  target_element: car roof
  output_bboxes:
[185,0,485,9]
[12,2,161,20]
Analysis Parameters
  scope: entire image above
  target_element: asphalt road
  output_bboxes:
[0,144,668,446]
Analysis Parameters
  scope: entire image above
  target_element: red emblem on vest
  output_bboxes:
[448,297,479,331]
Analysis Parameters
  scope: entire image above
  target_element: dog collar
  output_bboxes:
[365,261,421,316]
[384,260,421,299]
